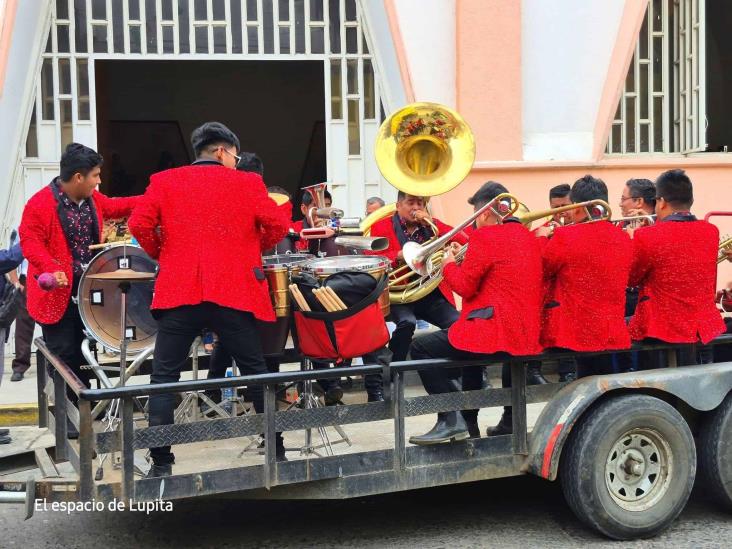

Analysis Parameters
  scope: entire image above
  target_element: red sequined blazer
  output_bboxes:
[628,218,725,344]
[540,221,632,351]
[19,182,139,324]
[443,222,543,355]
[366,213,468,306]
[128,164,289,321]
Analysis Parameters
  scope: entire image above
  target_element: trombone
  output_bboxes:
[516,200,613,232]
[611,214,656,229]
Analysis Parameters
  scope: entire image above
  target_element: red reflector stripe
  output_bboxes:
[541,423,564,478]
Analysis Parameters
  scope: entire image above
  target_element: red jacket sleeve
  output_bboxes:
[442,231,493,300]
[629,228,652,287]
[94,192,141,219]
[254,194,290,253]
[127,180,163,259]
[19,198,63,274]
[541,231,565,281]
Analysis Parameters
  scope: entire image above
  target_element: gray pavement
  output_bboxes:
[0,476,730,548]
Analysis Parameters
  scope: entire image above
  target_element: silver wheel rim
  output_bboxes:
[605,428,673,511]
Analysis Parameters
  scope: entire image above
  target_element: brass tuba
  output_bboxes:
[365,102,476,304]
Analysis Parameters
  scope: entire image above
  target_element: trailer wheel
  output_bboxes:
[699,392,732,511]
[560,394,696,540]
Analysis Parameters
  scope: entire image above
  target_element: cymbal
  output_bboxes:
[86,268,156,281]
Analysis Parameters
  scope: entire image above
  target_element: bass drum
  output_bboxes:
[77,243,157,354]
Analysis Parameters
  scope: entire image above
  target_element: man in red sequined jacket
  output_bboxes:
[19,144,139,425]
[408,182,543,445]
[129,122,289,476]
[628,169,725,360]
[536,175,632,378]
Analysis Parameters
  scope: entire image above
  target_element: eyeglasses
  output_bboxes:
[620,195,639,202]
[211,146,241,164]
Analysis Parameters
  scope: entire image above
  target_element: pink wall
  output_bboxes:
[0,0,18,98]
[456,0,522,162]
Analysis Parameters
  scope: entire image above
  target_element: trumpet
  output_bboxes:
[718,235,732,265]
[516,200,612,232]
[611,214,656,229]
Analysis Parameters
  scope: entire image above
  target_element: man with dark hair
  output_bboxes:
[19,143,140,436]
[408,181,543,444]
[628,169,725,361]
[366,191,467,364]
[620,178,656,218]
[535,175,632,375]
[293,188,335,254]
[548,183,572,226]
[237,152,264,176]
[129,122,289,476]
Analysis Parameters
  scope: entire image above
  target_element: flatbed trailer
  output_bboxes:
[2,336,732,540]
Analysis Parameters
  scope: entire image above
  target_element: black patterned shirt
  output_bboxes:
[52,179,95,281]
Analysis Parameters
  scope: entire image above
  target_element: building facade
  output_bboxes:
[1,1,731,278]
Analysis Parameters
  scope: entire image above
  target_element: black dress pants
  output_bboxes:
[12,286,35,375]
[40,302,93,405]
[388,291,460,362]
[410,329,488,426]
[149,303,267,465]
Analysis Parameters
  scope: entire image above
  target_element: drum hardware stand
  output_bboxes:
[282,358,351,458]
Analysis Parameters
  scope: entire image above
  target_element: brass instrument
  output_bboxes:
[718,235,732,265]
[403,193,521,277]
[611,214,656,229]
[516,200,612,231]
[301,182,344,224]
[366,102,476,304]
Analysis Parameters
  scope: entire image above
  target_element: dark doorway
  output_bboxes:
[95,60,326,197]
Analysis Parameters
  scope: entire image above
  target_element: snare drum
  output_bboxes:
[301,256,391,317]
[262,253,314,317]
[77,243,157,354]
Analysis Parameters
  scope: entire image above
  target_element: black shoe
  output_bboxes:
[145,463,172,478]
[324,386,344,406]
[558,372,577,383]
[10,372,23,382]
[486,412,513,437]
[526,364,549,385]
[367,391,384,403]
[0,435,11,444]
[409,413,469,446]
[0,428,8,436]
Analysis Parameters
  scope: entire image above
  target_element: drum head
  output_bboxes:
[262,253,314,270]
[302,255,390,275]
[77,244,157,354]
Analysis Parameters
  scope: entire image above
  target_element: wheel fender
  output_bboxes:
[527,362,732,481]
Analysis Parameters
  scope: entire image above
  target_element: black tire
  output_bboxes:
[559,394,696,540]
[699,391,732,511]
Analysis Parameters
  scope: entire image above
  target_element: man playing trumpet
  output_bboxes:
[367,192,467,363]
[408,182,543,444]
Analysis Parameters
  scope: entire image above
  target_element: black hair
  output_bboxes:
[655,169,693,208]
[267,185,291,200]
[397,191,426,201]
[237,152,264,175]
[467,181,509,209]
[59,143,103,181]
[190,122,241,157]
[302,188,332,206]
[549,183,571,200]
[625,178,656,208]
[570,174,608,204]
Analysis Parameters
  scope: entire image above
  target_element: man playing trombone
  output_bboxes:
[618,178,656,233]
[408,182,543,445]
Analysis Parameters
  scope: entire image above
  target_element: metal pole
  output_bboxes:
[119,282,130,386]
[53,375,68,460]
[120,396,135,502]
[510,361,528,455]
[78,399,95,501]
[392,372,406,481]
[36,353,48,428]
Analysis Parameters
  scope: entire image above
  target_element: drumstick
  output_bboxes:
[88,239,133,250]
[324,287,347,310]
[313,288,337,312]
[289,285,311,311]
